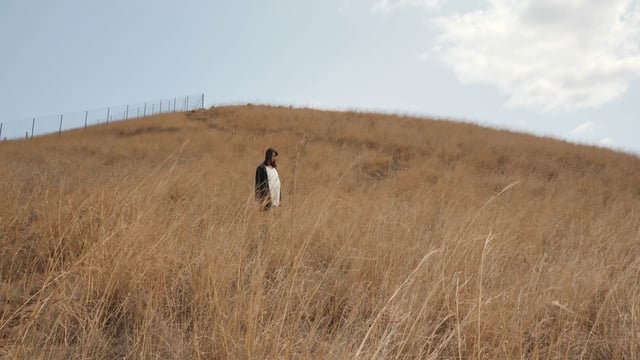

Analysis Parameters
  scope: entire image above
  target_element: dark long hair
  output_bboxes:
[264,148,278,166]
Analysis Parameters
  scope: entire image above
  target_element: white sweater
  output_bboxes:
[266,166,281,206]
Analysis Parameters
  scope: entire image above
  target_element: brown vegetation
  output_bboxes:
[1,105,639,359]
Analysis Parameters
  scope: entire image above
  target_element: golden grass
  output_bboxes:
[1,105,640,359]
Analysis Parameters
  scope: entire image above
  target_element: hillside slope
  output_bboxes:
[1,106,640,359]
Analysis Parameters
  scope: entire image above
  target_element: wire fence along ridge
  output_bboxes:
[0,93,205,141]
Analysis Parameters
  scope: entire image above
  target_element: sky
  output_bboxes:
[1,0,639,154]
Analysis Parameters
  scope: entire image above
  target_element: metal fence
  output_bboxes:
[0,93,205,141]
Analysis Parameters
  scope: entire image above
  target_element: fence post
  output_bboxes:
[201,93,204,108]
[144,103,147,117]
[152,104,155,115]
[186,96,189,111]
[137,107,140,118]
[106,108,110,125]
[0,122,2,139]
[59,114,63,136]
[31,118,35,139]
[173,98,177,112]
[160,100,163,113]
[84,111,88,130]
[126,105,129,121]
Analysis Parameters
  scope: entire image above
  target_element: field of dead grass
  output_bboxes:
[1,105,640,359]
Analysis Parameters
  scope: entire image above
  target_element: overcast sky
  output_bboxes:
[1,0,639,153]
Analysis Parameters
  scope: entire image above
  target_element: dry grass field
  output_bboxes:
[1,105,640,359]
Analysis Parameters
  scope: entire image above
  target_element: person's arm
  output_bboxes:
[255,166,269,202]
[277,168,282,204]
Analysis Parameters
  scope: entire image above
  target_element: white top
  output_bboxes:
[266,166,281,206]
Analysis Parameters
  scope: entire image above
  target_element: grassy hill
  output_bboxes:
[1,105,640,359]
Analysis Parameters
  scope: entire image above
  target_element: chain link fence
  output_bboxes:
[1,93,204,141]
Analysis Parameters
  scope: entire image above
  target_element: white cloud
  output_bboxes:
[568,122,617,150]
[432,0,640,112]
[571,121,597,135]
[373,0,446,13]
[599,137,614,146]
